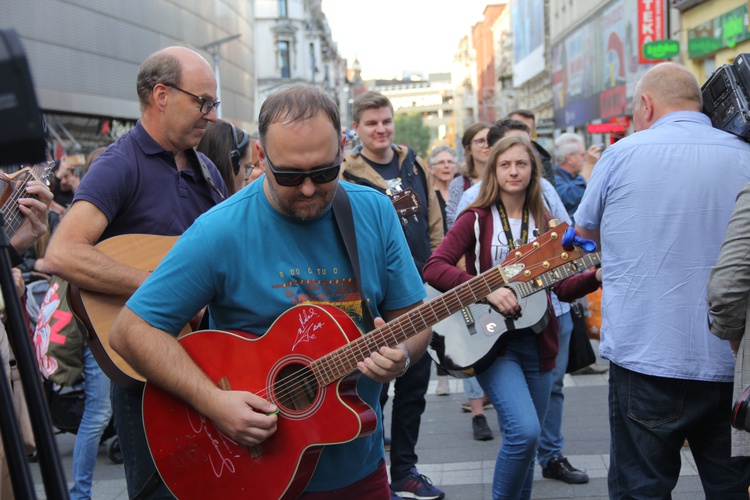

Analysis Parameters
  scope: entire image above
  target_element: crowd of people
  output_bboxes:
[2,46,750,500]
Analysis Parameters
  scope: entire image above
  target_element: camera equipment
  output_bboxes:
[732,385,750,432]
[0,29,46,165]
[702,53,750,139]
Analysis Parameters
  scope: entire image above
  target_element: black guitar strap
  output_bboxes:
[332,186,376,333]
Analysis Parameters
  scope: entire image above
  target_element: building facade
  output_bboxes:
[254,0,348,127]
[3,0,256,154]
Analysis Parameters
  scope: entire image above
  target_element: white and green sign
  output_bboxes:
[688,5,750,59]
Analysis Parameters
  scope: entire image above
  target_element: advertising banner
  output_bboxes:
[512,0,545,86]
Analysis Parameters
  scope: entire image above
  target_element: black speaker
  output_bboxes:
[0,29,46,166]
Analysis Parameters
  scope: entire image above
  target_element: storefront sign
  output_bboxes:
[587,118,630,135]
[688,5,750,59]
[638,0,666,64]
[642,39,679,60]
[600,85,628,119]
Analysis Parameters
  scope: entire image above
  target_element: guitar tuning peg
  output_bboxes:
[412,214,418,223]
[548,219,559,228]
[512,238,523,249]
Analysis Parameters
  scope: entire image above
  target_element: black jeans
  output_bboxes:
[380,353,432,481]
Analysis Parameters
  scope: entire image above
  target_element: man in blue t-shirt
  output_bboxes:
[110,84,431,498]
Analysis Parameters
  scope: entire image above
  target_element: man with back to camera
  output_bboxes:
[44,45,227,498]
[552,132,601,223]
[575,61,750,497]
[340,91,445,500]
[109,83,432,498]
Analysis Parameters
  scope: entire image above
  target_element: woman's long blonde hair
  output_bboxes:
[470,136,547,228]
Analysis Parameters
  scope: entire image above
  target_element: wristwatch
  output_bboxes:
[397,344,411,378]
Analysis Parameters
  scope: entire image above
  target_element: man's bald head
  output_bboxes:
[633,63,702,125]
[136,46,213,111]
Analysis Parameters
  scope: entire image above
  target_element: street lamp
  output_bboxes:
[201,34,241,119]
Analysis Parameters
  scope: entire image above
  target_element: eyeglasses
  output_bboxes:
[431,160,456,167]
[264,149,341,187]
[242,163,255,180]
[164,83,220,115]
[472,137,488,147]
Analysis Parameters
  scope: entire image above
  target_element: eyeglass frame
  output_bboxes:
[163,83,220,115]
[471,137,488,147]
[263,148,342,187]
[241,163,256,180]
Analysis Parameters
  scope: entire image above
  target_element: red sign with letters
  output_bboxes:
[638,0,665,64]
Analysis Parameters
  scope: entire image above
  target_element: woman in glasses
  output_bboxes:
[198,120,258,196]
[423,136,600,500]
[444,122,491,229]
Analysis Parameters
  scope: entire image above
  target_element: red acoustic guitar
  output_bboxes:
[142,223,585,499]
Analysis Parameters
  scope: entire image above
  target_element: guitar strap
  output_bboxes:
[332,186,376,333]
[192,149,226,202]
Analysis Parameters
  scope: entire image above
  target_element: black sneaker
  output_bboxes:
[541,456,589,484]
[472,414,493,441]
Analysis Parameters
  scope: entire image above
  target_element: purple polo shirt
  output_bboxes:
[74,120,227,242]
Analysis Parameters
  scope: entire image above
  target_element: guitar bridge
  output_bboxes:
[460,307,475,327]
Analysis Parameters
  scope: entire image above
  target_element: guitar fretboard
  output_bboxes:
[515,252,601,299]
[311,233,591,386]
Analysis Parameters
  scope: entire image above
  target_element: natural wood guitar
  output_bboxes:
[68,234,189,389]
[142,223,587,499]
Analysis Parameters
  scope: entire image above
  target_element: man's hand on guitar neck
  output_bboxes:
[10,180,52,254]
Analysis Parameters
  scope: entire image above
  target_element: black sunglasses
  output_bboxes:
[164,83,220,115]
[264,149,341,187]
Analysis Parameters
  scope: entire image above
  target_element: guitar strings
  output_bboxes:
[249,238,574,407]
[3,170,37,233]
[249,238,570,405]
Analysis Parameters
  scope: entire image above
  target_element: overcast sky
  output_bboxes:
[322,0,498,79]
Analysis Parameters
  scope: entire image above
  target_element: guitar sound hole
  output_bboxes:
[274,363,319,411]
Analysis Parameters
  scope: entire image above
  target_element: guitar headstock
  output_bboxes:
[388,187,423,225]
[501,222,586,283]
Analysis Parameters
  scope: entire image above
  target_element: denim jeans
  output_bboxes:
[609,362,750,499]
[537,311,572,468]
[70,346,112,500]
[476,334,552,500]
[463,376,484,399]
[380,353,431,481]
[112,384,173,499]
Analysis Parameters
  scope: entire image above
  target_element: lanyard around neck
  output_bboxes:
[497,201,529,249]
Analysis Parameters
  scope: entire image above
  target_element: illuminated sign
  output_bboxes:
[643,39,680,59]
[638,0,666,64]
[688,5,750,59]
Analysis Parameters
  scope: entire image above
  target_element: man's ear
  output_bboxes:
[642,93,654,124]
[255,141,267,172]
[152,83,169,110]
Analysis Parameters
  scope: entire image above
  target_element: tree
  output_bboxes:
[394,112,430,158]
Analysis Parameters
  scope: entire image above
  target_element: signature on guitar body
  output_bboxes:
[142,222,592,499]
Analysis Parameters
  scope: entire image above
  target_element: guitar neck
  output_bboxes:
[2,169,38,239]
[312,264,512,385]
[515,252,601,299]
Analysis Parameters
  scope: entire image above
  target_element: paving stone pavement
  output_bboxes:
[30,362,707,499]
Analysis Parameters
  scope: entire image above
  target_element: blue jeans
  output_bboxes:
[70,346,112,500]
[476,334,552,500]
[112,384,173,499]
[463,376,484,399]
[537,311,572,468]
[609,362,750,499]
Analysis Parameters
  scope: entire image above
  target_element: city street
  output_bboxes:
[30,359,706,499]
